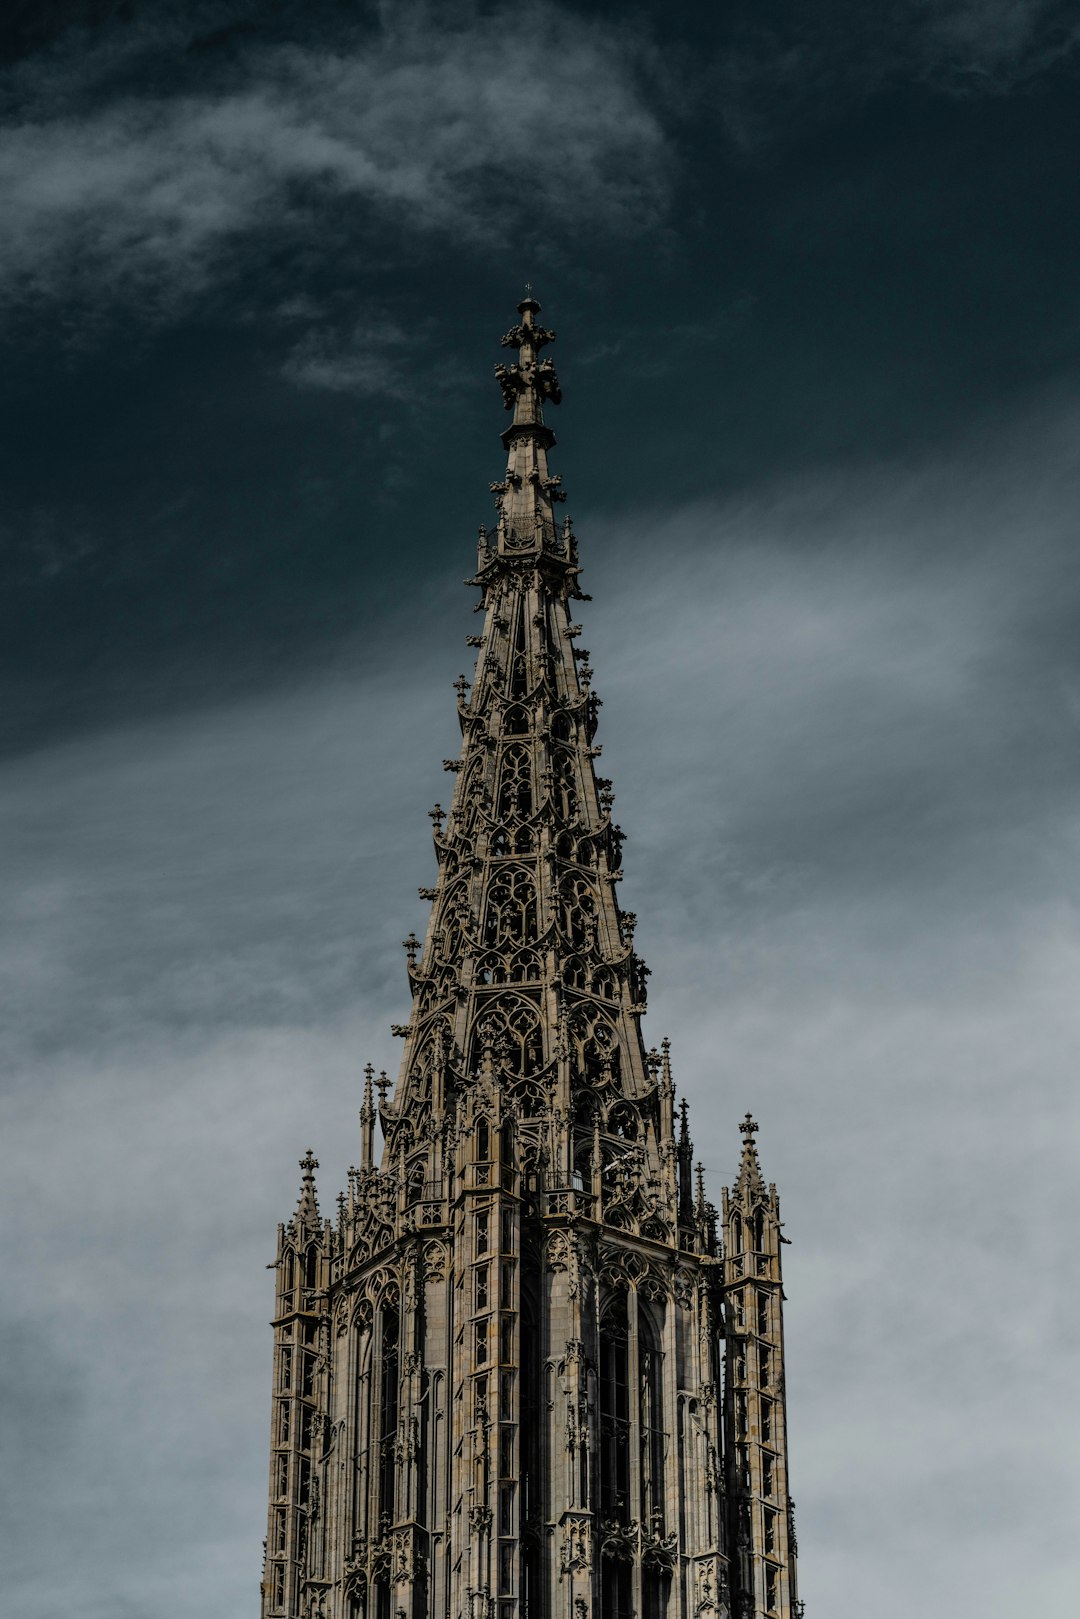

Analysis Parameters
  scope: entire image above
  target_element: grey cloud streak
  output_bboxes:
[0,3,668,317]
[2,397,1079,1614]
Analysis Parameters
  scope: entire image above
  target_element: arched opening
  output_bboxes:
[377,1307,399,1523]
[639,1304,665,1526]
[598,1291,630,1523]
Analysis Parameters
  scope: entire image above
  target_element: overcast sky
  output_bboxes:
[2,2,1079,1616]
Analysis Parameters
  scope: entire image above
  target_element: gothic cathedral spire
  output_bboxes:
[260,295,802,1619]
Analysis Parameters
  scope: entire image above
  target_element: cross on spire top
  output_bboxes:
[740,1112,759,1140]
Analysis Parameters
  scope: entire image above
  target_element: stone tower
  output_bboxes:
[260,295,801,1619]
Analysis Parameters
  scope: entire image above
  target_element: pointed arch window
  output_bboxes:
[471,997,543,1078]
[498,745,533,821]
[510,599,529,697]
[484,867,537,948]
[569,1004,619,1087]
[639,1305,665,1528]
[378,1306,399,1523]
[598,1291,630,1522]
[552,746,578,820]
[559,875,596,949]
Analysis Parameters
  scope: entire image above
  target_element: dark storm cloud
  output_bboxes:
[0,1,669,319]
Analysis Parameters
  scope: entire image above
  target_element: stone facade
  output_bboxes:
[260,296,802,1619]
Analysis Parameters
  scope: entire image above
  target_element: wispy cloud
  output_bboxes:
[281,314,416,398]
[0,3,669,318]
[716,0,1080,150]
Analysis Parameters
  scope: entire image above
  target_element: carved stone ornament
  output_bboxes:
[423,1239,448,1282]
[560,1516,592,1574]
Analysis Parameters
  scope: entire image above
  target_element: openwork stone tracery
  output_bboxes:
[261,297,801,1619]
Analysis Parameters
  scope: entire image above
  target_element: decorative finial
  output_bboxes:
[402,931,420,964]
[295,1149,321,1224]
[376,1070,390,1107]
[740,1113,759,1140]
[360,1065,375,1170]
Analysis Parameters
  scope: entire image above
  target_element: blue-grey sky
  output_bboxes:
[2,3,1079,1616]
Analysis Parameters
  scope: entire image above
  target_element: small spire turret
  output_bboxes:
[360,1064,375,1170]
[721,1118,800,1618]
[732,1111,767,1204]
[295,1149,320,1227]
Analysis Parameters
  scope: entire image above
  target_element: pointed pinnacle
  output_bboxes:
[296,1149,321,1223]
[735,1112,766,1198]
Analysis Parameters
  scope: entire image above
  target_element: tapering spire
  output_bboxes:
[733,1110,767,1201]
[262,294,802,1619]
[360,1063,375,1170]
[490,289,565,551]
[384,292,657,1141]
[295,1148,320,1226]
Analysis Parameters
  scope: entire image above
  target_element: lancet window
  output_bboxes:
[569,1003,619,1086]
[377,1306,399,1524]
[598,1291,631,1522]
[551,746,577,820]
[509,600,529,698]
[562,955,588,990]
[497,745,533,821]
[555,831,594,865]
[438,880,470,963]
[559,874,597,949]
[472,996,543,1077]
[483,867,537,949]
[639,1305,665,1525]
[476,948,541,986]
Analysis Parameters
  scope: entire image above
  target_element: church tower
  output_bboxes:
[260,295,802,1619]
